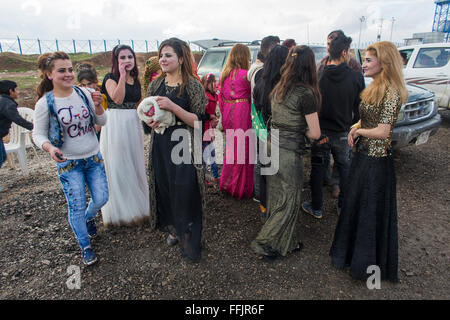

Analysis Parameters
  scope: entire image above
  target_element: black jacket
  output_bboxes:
[318,62,365,133]
[0,94,33,139]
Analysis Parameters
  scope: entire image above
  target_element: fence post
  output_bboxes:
[89,40,92,54]
[56,39,59,51]
[104,40,107,52]
[37,38,42,54]
[156,40,159,50]
[73,39,76,54]
[118,39,120,45]
[0,41,2,53]
[131,39,134,51]
[145,40,148,53]
[17,36,23,55]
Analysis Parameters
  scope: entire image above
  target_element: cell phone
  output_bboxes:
[55,152,64,160]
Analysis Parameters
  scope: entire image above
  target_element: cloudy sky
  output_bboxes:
[1,0,438,47]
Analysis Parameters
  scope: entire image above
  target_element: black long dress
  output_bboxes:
[330,87,402,282]
[144,77,207,261]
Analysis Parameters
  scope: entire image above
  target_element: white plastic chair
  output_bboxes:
[4,107,34,175]
[17,107,39,159]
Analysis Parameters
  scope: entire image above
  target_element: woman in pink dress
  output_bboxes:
[218,44,254,199]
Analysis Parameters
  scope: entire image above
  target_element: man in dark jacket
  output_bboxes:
[317,30,363,199]
[302,33,365,218]
[0,80,34,174]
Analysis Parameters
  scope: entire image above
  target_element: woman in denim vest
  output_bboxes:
[32,51,109,266]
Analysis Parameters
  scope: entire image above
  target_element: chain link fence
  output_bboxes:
[0,37,203,54]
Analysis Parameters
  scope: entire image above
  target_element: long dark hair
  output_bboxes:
[270,45,321,110]
[36,51,71,99]
[260,45,289,116]
[111,44,139,81]
[158,37,195,97]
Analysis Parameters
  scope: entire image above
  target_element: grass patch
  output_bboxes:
[0,75,39,89]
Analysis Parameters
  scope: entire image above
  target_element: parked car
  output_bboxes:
[197,42,441,148]
[399,43,450,109]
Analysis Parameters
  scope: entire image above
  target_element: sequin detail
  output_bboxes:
[358,88,401,157]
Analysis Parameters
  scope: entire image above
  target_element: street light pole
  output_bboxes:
[390,17,396,41]
[358,16,366,50]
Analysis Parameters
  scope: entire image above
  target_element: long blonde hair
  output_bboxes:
[220,44,250,87]
[361,41,408,105]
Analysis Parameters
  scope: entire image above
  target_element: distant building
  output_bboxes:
[404,32,446,46]
[404,1,450,45]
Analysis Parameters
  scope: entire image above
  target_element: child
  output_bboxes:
[76,63,107,139]
[201,73,219,186]
[0,80,34,191]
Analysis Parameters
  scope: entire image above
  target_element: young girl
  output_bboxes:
[100,44,150,228]
[201,73,219,185]
[76,63,108,138]
[32,51,108,266]
[330,41,408,282]
[143,37,207,262]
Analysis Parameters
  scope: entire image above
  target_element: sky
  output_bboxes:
[0,0,438,47]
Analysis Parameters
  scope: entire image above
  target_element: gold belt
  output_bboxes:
[224,98,249,104]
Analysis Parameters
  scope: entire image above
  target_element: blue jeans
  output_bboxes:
[310,131,351,210]
[57,152,109,249]
[202,141,218,178]
[0,139,6,168]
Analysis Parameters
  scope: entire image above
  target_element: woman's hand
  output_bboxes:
[119,62,128,79]
[47,144,66,162]
[348,127,359,148]
[145,118,160,130]
[154,96,175,112]
[210,115,219,128]
[91,91,102,107]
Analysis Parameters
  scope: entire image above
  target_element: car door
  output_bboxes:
[403,46,450,108]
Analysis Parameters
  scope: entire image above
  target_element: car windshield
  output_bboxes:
[197,51,228,77]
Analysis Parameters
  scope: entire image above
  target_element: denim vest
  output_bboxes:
[47,86,96,147]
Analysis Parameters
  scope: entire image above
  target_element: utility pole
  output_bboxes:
[390,17,396,41]
[377,18,384,41]
[307,23,310,45]
[358,16,366,49]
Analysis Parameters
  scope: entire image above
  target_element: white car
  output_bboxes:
[399,43,450,109]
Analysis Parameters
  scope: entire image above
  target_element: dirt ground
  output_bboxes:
[0,109,449,300]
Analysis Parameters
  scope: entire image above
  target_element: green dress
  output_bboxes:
[251,86,318,257]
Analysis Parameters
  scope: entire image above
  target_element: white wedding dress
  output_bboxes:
[99,108,150,227]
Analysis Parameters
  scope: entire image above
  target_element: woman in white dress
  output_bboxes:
[100,44,150,227]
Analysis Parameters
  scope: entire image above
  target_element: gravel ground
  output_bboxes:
[0,111,449,300]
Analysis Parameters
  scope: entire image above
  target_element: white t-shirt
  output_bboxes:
[33,87,107,160]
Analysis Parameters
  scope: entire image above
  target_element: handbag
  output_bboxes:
[251,101,268,142]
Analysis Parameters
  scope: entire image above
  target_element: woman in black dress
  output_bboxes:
[330,41,408,282]
[143,38,207,262]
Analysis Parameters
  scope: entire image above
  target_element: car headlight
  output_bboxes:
[397,109,405,122]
